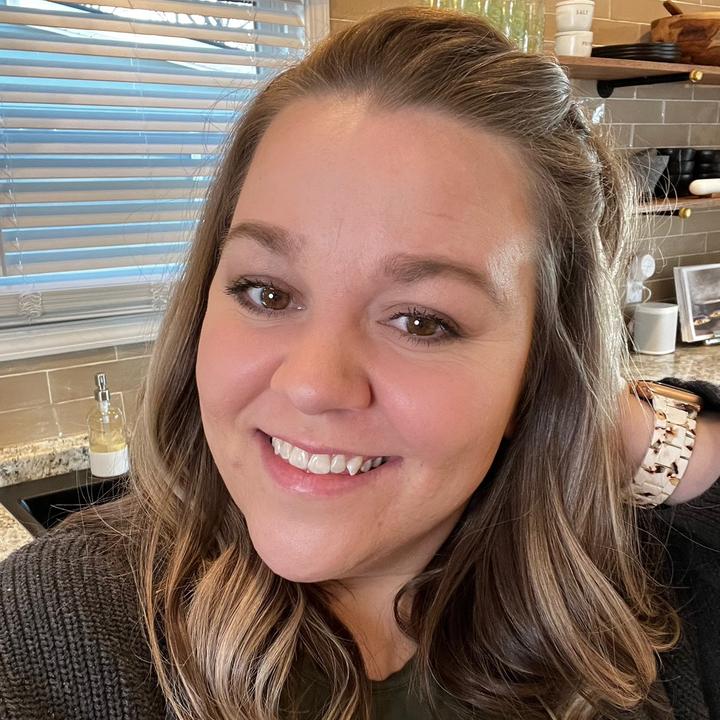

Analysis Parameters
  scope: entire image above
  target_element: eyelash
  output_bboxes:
[223,277,461,347]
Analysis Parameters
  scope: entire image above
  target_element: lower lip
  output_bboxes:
[256,431,399,497]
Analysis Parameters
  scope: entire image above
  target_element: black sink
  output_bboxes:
[0,470,126,537]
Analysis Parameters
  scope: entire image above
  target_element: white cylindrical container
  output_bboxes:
[632,302,679,355]
[554,30,593,56]
[555,0,594,32]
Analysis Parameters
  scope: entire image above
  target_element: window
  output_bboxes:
[0,0,328,359]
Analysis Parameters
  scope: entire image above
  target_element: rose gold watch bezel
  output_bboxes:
[633,380,703,411]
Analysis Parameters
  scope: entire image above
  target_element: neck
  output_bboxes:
[327,575,418,681]
[319,511,465,681]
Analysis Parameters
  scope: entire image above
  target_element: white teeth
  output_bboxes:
[345,456,363,476]
[289,447,309,470]
[269,435,386,476]
[330,454,346,473]
[307,454,331,474]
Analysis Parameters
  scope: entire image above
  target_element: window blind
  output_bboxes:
[0,0,324,330]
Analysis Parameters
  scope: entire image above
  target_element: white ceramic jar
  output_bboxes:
[632,302,679,355]
[554,30,593,56]
[555,0,594,32]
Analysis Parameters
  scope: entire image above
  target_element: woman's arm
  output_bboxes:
[620,380,720,506]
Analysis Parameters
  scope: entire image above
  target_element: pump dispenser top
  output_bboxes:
[94,373,111,404]
[86,372,129,478]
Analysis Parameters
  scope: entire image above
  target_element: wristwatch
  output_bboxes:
[629,380,703,507]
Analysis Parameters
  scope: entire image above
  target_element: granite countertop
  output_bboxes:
[0,434,89,489]
[1,344,719,561]
[0,434,89,561]
[625,344,720,384]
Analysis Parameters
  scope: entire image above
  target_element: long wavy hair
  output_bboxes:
[61,6,680,719]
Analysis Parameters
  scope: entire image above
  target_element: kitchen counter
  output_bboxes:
[0,434,89,489]
[625,343,720,384]
[1,344,719,561]
[0,504,34,562]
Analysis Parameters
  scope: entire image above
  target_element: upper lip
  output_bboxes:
[260,430,394,459]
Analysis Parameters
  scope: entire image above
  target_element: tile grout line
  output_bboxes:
[0,397,98,417]
[0,354,151,380]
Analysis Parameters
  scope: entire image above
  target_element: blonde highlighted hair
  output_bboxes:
[63,7,679,719]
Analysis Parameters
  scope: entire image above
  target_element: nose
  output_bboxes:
[269,321,373,415]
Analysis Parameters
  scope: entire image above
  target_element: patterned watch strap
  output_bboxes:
[631,382,702,508]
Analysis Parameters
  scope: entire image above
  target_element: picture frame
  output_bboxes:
[673,263,720,343]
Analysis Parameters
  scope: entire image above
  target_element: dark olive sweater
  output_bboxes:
[1,376,719,720]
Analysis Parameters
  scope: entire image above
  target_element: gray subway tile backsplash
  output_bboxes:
[0,346,154,448]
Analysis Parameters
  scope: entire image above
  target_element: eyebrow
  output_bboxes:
[221,220,508,310]
[221,220,302,257]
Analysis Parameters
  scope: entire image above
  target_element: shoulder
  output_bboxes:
[0,523,139,631]
[0,524,165,719]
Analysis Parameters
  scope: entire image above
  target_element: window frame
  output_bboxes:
[0,0,329,361]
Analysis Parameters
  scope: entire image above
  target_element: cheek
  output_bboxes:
[195,301,272,422]
[375,349,524,472]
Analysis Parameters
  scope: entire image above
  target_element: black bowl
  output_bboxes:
[657,147,696,162]
[694,162,720,173]
[666,160,695,174]
[695,149,720,162]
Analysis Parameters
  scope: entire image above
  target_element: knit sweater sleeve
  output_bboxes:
[649,377,720,549]
[0,525,166,720]
[640,377,720,719]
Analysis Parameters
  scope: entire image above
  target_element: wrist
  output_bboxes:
[663,409,720,505]
[620,385,655,470]
[625,380,704,507]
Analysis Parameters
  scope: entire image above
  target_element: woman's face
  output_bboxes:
[196,96,536,584]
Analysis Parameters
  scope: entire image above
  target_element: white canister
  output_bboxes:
[555,0,595,32]
[555,30,593,57]
[632,302,679,355]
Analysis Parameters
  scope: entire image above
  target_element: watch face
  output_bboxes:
[632,381,703,411]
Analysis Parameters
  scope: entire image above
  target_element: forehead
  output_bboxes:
[231,96,536,292]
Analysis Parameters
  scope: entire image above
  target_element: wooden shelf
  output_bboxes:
[641,195,720,214]
[556,55,720,84]
[555,55,720,216]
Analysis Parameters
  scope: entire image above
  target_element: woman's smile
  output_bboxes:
[256,429,401,497]
[268,433,390,474]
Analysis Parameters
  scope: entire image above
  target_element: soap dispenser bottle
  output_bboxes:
[87,372,129,478]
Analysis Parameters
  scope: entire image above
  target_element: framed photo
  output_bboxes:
[673,263,720,343]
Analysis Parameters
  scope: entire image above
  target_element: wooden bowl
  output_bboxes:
[650,13,720,65]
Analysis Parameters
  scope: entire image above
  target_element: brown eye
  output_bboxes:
[258,285,289,310]
[406,315,439,337]
[224,278,298,316]
[386,306,459,346]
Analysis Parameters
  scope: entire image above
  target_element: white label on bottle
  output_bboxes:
[89,447,129,477]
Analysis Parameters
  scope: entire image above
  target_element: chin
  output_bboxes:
[260,554,341,584]
[247,528,348,584]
